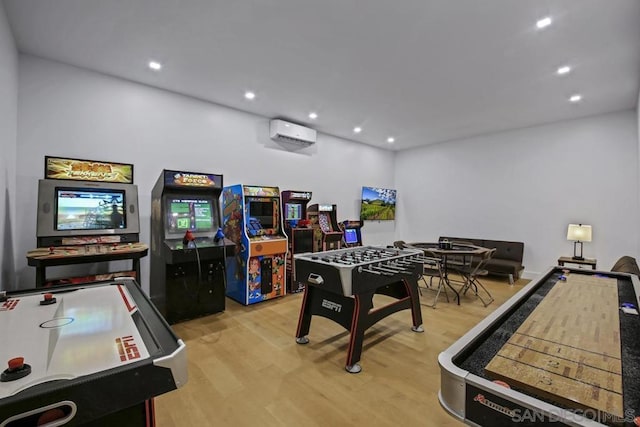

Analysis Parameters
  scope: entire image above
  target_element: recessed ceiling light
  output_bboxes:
[569,94,582,103]
[353,127,362,134]
[308,112,318,120]
[244,91,256,100]
[387,137,395,144]
[536,17,552,29]
[148,61,162,71]
[557,66,571,75]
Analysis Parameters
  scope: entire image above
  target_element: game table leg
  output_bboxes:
[295,284,314,341]
[345,293,374,373]
[35,267,46,288]
[133,258,141,283]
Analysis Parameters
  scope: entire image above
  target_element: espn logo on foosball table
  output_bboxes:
[0,299,19,311]
[116,335,141,362]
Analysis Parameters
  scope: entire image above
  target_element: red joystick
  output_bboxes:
[48,246,54,254]
[8,357,24,371]
[183,230,194,245]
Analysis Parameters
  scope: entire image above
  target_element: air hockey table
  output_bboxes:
[439,266,640,426]
[0,278,186,426]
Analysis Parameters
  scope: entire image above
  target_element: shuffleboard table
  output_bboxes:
[439,266,640,426]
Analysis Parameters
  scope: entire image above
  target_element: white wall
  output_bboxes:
[0,2,18,291]
[395,111,638,277]
[16,55,397,291]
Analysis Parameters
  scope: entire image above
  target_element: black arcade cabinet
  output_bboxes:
[340,220,364,247]
[150,170,234,324]
[281,190,313,293]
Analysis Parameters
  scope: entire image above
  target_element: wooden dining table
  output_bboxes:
[405,242,489,305]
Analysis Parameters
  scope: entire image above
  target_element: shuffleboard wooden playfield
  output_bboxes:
[439,266,640,426]
[484,272,623,418]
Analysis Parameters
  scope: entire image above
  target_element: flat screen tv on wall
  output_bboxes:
[360,186,396,221]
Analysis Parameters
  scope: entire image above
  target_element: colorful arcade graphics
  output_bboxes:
[149,170,234,324]
[307,204,343,252]
[223,185,288,305]
[281,190,313,293]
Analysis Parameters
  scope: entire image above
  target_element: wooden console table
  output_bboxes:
[557,256,597,270]
[27,243,148,287]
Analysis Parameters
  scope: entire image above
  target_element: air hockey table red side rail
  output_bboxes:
[438,266,640,427]
[0,278,187,426]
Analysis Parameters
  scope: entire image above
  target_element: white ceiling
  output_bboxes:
[4,0,640,151]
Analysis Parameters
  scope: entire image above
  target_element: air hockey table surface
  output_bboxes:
[0,278,186,426]
[439,266,640,426]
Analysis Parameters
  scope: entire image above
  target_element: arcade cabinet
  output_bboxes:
[281,190,313,293]
[340,220,364,247]
[150,170,234,324]
[222,185,288,305]
[307,204,343,252]
[32,156,146,287]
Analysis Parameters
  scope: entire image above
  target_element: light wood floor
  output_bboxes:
[155,275,529,426]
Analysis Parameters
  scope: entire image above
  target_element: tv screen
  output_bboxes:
[360,187,397,221]
[344,229,358,244]
[55,188,126,231]
[166,198,214,233]
[285,203,302,220]
[248,199,275,229]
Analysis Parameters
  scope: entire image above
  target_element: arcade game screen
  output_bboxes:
[344,229,358,244]
[248,199,275,229]
[166,198,214,232]
[285,203,302,220]
[55,188,126,231]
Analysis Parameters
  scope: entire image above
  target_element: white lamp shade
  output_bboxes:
[567,224,592,242]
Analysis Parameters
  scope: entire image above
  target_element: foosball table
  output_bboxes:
[294,246,425,373]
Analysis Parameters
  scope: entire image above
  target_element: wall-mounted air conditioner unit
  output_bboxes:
[270,119,317,146]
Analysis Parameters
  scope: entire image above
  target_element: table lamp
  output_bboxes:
[567,224,592,260]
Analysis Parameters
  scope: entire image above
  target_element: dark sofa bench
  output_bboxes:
[611,256,640,276]
[439,237,525,284]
